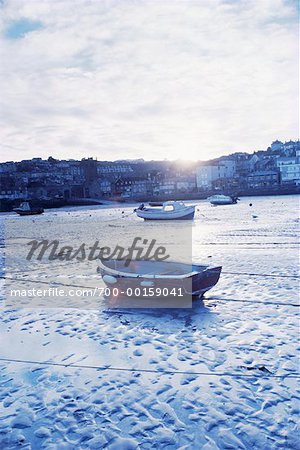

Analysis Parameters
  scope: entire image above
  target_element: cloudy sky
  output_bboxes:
[0,0,298,162]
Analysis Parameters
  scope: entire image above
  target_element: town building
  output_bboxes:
[271,140,283,152]
[279,164,300,185]
[113,177,152,198]
[247,171,279,188]
[97,162,134,176]
[196,165,219,189]
[218,158,236,178]
[276,157,297,168]
[275,156,300,185]
[196,159,236,189]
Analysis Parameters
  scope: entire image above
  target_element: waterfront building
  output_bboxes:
[247,171,279,188]
[279,164,300,185]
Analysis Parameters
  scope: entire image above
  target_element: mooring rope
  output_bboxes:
[0,356,298,379]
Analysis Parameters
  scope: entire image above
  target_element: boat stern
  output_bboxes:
[191,266,222,297]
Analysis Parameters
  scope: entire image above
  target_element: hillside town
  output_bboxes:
[0,139,299,210]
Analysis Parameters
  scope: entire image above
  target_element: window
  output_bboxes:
[164,205,174,212]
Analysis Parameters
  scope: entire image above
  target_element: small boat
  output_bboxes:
[134,201,195,220]
[207,195,239,205]
[13,202,44,216]
[98,259,222,299]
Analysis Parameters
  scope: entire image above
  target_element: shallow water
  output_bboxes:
[0,195,299,449]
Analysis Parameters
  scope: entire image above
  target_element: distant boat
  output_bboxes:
[207,195,239,205]
[98,259,222,299]
[13,202,44,216]
[134,201,195,220]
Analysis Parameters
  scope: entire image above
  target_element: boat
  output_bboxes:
[97,259,222,299]
[13,202,44,216]
[134,201,195,220]
[207,194,239,205]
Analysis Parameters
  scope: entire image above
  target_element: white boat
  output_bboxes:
[207,195,239,205]
[134,201,195,220]
[98,259,222,299]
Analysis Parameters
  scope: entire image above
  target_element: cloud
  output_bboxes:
[0,0,298,162]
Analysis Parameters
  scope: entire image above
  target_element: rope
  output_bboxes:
[197,242,299,246]
[0,357,298,379]
[4,270,299,280]
[208,296,299,307]
[222,271,299,279]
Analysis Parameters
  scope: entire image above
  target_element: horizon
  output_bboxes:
[0,0,298,162]
[0,137,297,165]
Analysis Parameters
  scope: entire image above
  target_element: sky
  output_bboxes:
[0,0,298,163]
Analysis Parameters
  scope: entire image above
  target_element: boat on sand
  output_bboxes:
[134,201,195,220]
[98,259,222,299]
[207,195,239,205]
[13,202,44,216]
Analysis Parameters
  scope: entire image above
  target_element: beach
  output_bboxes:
[0,195,299,449]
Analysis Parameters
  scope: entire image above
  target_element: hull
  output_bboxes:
[191,266,222,296]
[208,196,237,205]
[210,200,236,205]
[98,260,222,299]
[14,202,44,215]
[16,209,44,216]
